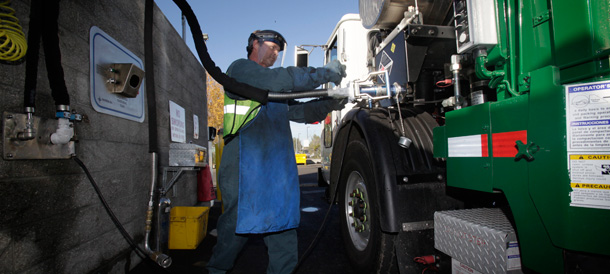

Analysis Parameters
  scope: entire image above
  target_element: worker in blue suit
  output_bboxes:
[206,29,347,274]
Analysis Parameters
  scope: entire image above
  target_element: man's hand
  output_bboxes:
[324,60,347,85]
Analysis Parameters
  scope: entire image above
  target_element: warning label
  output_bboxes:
[566,80,610,210]
[571,183,610,190]
[568,154,610,209]
[566,80,610,150]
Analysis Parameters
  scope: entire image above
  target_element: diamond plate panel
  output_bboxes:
[434,208,522,273]
[169,143,207,167]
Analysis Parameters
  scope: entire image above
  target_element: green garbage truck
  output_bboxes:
[311,0,610,273]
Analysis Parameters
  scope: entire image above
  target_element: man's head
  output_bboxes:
[246,30,286,67]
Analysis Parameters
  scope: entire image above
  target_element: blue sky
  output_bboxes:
[155,0,358,143]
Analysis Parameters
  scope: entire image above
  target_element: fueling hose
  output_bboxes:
[172,0,269,104]
[73,157,171,273]
[23,0,70,110]
[268,89,335,101]
[0,0,27,62]
[172,0,344,104]
[292,108,361,274]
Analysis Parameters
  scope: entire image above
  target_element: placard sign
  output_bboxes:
[169,101,186,143]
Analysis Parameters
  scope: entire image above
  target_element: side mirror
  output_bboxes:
[295,46,309,68]
[208,127,217,141]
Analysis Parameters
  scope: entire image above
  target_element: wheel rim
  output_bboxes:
[344,170,370,251]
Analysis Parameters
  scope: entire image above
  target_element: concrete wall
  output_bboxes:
[0,0,207,273]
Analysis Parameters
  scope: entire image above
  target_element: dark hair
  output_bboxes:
[246,30,286,56]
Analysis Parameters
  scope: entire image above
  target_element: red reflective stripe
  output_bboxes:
[492,130,527,157]
[481,134,489,157]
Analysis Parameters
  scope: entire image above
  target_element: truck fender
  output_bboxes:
[330,107,441,233]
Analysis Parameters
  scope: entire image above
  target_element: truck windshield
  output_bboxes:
[326,37,338,89]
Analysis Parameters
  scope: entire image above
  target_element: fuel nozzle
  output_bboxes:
[150,251,172,268]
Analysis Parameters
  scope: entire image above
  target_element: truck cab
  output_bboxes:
[318,13,372,186]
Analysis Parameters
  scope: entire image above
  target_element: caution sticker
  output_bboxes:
[571,183,610,190]
[569,154,610,209]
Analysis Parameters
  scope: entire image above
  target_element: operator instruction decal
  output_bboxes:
[566,80,610,150]
[566,80,610,209]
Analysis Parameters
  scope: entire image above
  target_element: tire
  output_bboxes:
[339,136,397,273]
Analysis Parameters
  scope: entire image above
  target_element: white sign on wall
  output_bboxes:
[169,101,186,143]
[194,114,199,140]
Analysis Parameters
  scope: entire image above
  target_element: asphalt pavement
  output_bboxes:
[130,163,355,274]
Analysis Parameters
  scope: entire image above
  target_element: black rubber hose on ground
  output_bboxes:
[73,157,171,273]
[292,108,361,274]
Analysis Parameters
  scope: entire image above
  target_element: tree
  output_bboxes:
[293,137,302,153]
[309,134,321,158]
[207,72,224,131]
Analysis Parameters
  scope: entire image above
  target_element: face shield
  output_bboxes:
[250,30,287,68]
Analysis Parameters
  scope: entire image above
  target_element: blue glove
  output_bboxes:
[324,60,347,85]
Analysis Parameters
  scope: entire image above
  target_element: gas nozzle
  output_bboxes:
[150,251,172,268]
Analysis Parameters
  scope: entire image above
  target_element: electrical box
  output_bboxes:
[90,26,146,122]
[453,0,498,53]
[103,63,145,98]
[169,143,207,167]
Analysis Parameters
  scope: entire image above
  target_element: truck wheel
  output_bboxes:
[339,137,396,273]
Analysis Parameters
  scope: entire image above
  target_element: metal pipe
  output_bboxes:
[155,197,172,251]
[394,90,411,149]
[144,152,172,268]
[451,55,463,109]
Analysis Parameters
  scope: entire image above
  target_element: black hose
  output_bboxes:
[73,157,171,273]
[41,0,69,106]
[23,0,42,109]
[268,89,331,101]
[171,0,269,104]
[23,0,70,109]
[144,0,158,153]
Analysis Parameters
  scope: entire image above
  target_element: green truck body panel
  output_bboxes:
[434,0,610,272]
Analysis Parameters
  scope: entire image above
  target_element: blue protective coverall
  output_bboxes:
[206,59,345,274]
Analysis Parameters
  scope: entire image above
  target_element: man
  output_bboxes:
[206,30,347,274]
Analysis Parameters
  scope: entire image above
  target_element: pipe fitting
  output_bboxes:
[18,109,36,141]
[50,118,73,145]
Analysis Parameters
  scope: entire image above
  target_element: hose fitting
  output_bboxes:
[17,107,36,140]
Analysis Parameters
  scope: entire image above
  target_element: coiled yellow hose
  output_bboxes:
[0,0,27,61]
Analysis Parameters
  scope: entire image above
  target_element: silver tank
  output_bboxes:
[359,0,454,29]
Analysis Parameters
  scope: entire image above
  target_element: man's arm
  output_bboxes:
[287,98,347,124]
[226,59,343,93]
